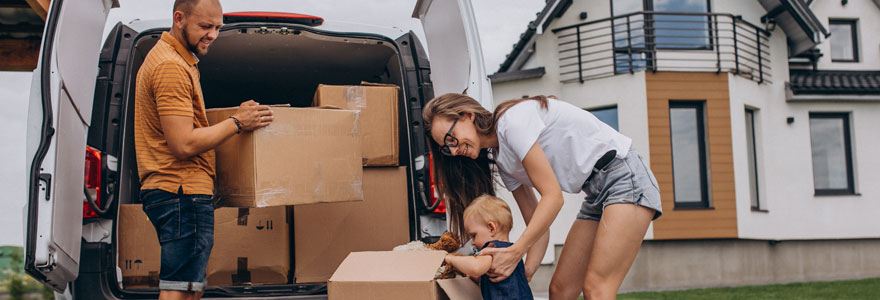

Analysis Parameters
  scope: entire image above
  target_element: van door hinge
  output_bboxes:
[37,251,56,272]
[38,173,52,200]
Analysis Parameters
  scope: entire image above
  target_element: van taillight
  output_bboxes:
[84,146,101,218]
[428,153,446,214]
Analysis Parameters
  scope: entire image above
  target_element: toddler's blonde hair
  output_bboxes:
[463,194,513,234]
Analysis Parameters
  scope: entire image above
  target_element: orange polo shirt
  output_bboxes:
[134,32,215,195]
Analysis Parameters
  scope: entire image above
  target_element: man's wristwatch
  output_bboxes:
[229,116,242,134]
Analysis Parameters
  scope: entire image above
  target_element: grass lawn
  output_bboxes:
[606,277,880,300]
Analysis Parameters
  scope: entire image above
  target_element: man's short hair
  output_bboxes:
[173,0,200,14]
[463,194,513,234]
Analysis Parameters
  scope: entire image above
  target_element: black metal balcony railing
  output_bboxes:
[552,11,772,84]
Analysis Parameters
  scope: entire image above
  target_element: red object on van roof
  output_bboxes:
[223,12,324,26]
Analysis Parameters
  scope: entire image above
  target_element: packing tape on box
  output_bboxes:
[231,257,252,285]
[344,86,367,109]
[237,208,249,226]
[352,111,361,136]
[253,188,292,207]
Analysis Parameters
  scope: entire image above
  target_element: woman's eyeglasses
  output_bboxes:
[439,119,459,156]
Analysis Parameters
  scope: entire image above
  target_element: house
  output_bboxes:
[0,0,48,71]
[491,0,880,292]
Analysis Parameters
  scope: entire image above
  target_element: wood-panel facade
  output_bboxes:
[646,72,738,240]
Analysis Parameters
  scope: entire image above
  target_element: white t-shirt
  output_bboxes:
[494,99,632,193]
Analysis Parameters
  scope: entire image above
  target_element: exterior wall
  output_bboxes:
[618,238,880,292]
[646,72,738,240]
[740,97,880,240]
[810,0,880,70]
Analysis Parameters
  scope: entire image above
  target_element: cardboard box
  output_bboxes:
[207,207,291,286]
[313,84,399,166]
[207,107,364,207]
[329,251,482,300]
[294,167,410,283]
[117,204,161,289]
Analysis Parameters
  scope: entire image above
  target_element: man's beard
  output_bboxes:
[182,27,207,56]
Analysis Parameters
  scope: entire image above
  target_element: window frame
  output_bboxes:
[587,105,620,131]
[669,101,711,209]
[829,19,859,63]
[809,112,856,196]
[647,0,714,51]
[609,0,714,74]
[745,108,764,211]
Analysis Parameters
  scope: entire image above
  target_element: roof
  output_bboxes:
[789,70,880,95]
[758,0,829,55]
[496,0,571,74]
[489,67,545,83]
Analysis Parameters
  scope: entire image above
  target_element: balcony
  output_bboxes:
[552,11,772,84]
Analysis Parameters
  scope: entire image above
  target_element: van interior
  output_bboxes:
[115,25,412,296]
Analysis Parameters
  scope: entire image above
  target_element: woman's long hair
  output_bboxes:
[423,93,553,243]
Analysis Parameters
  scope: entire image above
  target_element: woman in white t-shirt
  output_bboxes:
[423,93,662,299]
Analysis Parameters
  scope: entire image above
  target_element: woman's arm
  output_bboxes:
[482,142,563,282]
[444,254,493,277]
[512,185,550,281]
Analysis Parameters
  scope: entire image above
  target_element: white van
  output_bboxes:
[23,0,493,298]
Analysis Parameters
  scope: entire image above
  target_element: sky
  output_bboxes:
[0,0,546,246]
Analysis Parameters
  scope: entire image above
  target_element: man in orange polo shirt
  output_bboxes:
[134,0,272,299]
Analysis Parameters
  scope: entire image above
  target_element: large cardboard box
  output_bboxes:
[313,84,399,166]
[206,107,364,207]
[117,204,161,288]
[329,251,482,300]
[294,167,410,283]
[207,207,291,286]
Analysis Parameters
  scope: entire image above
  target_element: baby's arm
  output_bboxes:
[444,254,493,277]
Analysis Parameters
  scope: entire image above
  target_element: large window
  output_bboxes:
[611,0,648,73]
[809,113,855,195]
[611,0,712,73]
[669,102,710,208]
[829,20,859,62]
[589,106,619,131]
[652,0,712,50]
[745,108,762,210]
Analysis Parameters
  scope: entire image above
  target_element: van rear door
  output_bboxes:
[413,0,494,110]
[24,0,117,292]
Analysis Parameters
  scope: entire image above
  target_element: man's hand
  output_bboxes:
[480,245,526,282]
[232,100,273,131]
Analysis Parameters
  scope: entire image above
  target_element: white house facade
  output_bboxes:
[490,0,880,292]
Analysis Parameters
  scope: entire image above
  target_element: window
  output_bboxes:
[829,20,858,62]
[652,0,712,50]
[745,108,762,210]
[610,0,712,73]
[611,0,648,73]
[669,102,710,208]
[809,113,855,195]
[588,106,619,131]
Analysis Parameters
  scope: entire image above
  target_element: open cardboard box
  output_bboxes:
[329,251,482,300]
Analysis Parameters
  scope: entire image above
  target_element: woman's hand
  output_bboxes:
[479,245,526,282]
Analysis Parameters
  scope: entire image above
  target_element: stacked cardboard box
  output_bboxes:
[117,205,292,288]
[206,107,364,208]
[207,207,291,286]
[117,204,160,289]
[313,83,399,166]
[294,167,410,283]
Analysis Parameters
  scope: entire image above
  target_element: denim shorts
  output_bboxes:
[140,188,214,292]
[578,148,663,221]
